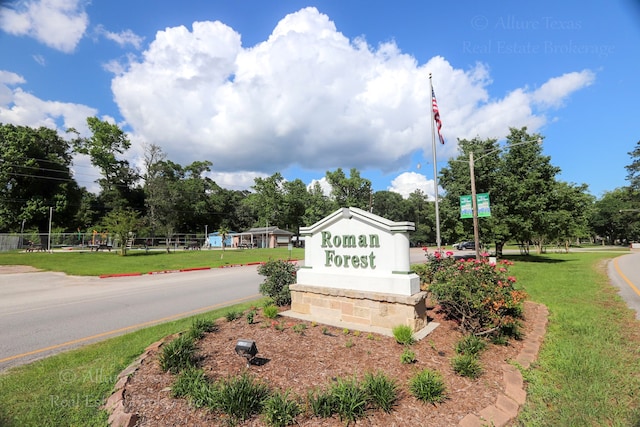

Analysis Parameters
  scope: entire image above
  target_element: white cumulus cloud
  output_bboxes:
[0,0,89,53]
[110,7,595,194]
[388,172,439,200]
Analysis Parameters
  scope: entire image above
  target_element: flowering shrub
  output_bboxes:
[429,257,527,338]
[414,247,457,288]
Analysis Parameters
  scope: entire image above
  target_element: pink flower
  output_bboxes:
[422,246,428,252]
[434,251,441,259]
[445,251,454,257]
[481,252,489,257]
[508,276,517,283]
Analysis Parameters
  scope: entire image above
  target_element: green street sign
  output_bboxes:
[460,193,491,218]
[460,195,472,219]
[477,193,491,217]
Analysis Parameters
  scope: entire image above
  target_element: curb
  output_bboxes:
[104,301,549,426]
[459,301,549,427]
[99,259,300,279]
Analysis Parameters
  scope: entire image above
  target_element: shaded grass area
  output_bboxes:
[0,248,303,276]
[0,301,261,427]
[510,252,640,426]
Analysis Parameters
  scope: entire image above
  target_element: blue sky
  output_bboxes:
[1,0,638,199]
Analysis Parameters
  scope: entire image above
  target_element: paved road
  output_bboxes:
[608,251,640,320]
[0,266,263,371]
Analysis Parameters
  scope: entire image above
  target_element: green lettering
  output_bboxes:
[343,235,356,248]
[324,249,335,266]
[321,231,332,248]
[351,255,360,268]
[358,235,367,247]
[369,251,376,269]
[369,234,380,248]
[333,235,342,247]
[342,255,350,268]
[360,255,368,268]
[334,253,343,267]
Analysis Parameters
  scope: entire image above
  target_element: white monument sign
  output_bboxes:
[289,207,428,333]
[297,207,420,296]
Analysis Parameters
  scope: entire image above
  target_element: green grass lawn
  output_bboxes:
[0,247,304,276]
[0,251,639,426]
[510,252,640,426]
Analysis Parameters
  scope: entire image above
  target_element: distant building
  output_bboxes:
[233,226,294,248]
[207,231,236,248]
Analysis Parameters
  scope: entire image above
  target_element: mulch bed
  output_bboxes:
[120,302,537,426]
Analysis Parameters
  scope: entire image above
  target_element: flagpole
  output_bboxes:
[429,73,442,251]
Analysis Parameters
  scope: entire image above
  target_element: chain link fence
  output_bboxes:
[0,233,208,252]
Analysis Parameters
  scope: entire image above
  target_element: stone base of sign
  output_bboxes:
[288,284,432,336]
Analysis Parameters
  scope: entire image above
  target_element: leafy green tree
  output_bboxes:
[101,208,141,255]
[226,189,255,231]
[500,128,560,253]
[625,140,640,192]
[71,117,142,211]
[303,181,333,226]
[325,168,372,210]
[545,182,594,250]
[439,136,505,251]
[404,190,436,246]
[591,188,640,244]
[0,123,82,233]
[371,190,407,221]
[250,173,285,227]
[281,178,309,235]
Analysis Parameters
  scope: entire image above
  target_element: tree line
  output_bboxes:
[1,118,639,250]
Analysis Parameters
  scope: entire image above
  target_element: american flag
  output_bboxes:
[431,88,445,144]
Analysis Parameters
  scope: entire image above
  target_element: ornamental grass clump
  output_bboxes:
[392,324,415,346]
[408,369,447,404]
[262,390,301,427]
[214,371,271,422]
[429,256,526,338]
[159,334,197,374]
[363,371,399,413]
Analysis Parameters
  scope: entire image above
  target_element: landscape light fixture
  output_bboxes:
[235,339,258,366]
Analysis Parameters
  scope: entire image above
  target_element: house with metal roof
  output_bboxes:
[232,226,294,248]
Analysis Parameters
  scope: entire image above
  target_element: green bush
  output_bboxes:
[307,388,335,418]
[363,371,398,413]
[329,376,369,424]
[400,348,416,364]
[262,390,300,427]
[263,304,279,319]
[451,354,483,379]
[392,324,415,346]
[171,367,217,408]
[429,257,526,337]
[258,259,298,306]
[214,372,271,422]
[455,334,487,356]
[225,309,241,322]
[408,369,447,404]
[188,317,217,340]
[246,309,256,324]
[292,323,306,334]
[158,334,196,374]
